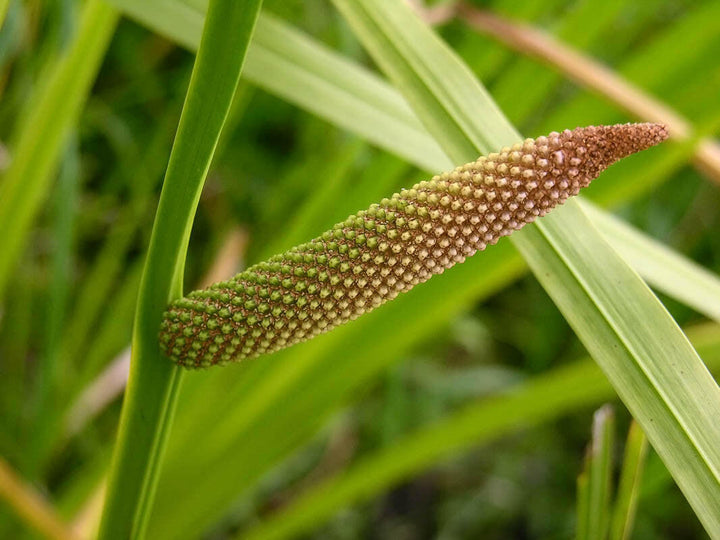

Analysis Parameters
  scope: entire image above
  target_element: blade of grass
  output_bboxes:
[521,202,720,535]
[240,323,720,540]
[580,200,720,324]
[446,0,568,83]
[78,262,143,390]
[0,0,118,303]
[97,1,263,538]
[0,0,22,84]
[333,3,512,159]
[105,0,452,172]
[58,106,178,375]
[71,482,106,540]
[35,261,142,467]
[577,471,590,540]
[0,0,9,29]
[0,256,33,458]
[584,405,615,540]
[610,421,648,540]
[58,99,182,393]
[59,205,146,368]
[329,0,720,535]
[57,449,113,534]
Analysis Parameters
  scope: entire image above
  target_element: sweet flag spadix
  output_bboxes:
[160,123,668,368]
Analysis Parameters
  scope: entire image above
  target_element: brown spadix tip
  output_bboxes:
[160,123,668,369]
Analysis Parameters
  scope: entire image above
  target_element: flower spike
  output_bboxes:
[160,123,668,368]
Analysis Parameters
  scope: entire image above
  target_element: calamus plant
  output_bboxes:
[160,123,668,368]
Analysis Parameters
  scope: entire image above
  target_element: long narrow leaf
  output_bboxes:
[330,0,720,535]
[98,1,263,538]
[580,199,720,324]
[577,472,590,540]
[583,406,615,540]
[610,421,648,540]
[105,0,451,172]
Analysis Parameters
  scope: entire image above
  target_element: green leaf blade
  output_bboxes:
[329,0,720,535]
[610,421,648,540]
[97,1,264,538]
[583,405,615,540]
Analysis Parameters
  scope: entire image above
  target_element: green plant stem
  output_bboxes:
[576,472,590,540]
[610,421,648,540]
[97,1,263,538]
[585,405,615,540]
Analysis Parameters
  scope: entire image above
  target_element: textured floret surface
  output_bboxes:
[159,123,668,368]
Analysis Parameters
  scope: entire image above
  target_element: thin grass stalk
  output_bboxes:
[584,406,615,540]
[97,1,263,538]
[610,422,648,540]
[29,136,80,474]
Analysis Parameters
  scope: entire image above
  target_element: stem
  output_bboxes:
[97,1,264,538]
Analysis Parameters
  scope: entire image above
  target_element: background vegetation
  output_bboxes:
[1,0,720,538]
